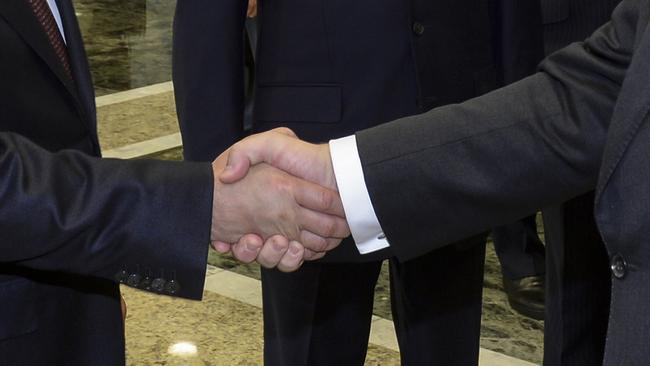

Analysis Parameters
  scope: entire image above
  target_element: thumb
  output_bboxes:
[211,241,233,253]
[272,127,298,138]
[219,128,297,183]
[220,147,252,184]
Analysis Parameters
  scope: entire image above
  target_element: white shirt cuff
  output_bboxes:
[329,135,389,254]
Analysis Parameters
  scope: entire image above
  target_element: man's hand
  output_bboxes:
[210,145,348,271]
[221,128,337,192]
[212,128,342,270]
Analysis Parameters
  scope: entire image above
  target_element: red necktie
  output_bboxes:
[25,0,73,79]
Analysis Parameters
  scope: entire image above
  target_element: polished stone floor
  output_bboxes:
[121,267,403,366]
[84,1,544,363]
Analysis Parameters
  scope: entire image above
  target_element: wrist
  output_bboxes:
[321,143,338,192]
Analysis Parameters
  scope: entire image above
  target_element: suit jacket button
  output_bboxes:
[164,280,180,295]
[151,278,166,293]
[140,276,152,290]
[127,273,142,288]
[412,22,425,36]
[114,269,128,284]
[610,254,627,279]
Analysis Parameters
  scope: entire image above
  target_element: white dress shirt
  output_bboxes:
[46,0,67,44]
[329,135,389,254]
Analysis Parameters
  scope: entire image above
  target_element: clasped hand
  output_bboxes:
[210,128,345,272]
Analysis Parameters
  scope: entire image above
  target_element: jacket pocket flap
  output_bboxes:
[255,85,341,123]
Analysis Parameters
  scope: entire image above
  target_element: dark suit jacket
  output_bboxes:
[538,0,622,364]
[0,1,211,364]
[356,0,650,363]
[173,0,542,261]
[174,0,508,155]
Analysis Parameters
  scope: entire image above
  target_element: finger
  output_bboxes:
[299,230,344,253]
[220,129,298,184]
[271,127,298,138]
[277,241,305,272]
[296,207,350,244]
[293,179,346,217]
[220,148,252,184]
[303,248,326,261]
[231,234,264,263]
[211,241,233,254]
[257,235,290,268]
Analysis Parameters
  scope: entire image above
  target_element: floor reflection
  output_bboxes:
[75,0,176,96]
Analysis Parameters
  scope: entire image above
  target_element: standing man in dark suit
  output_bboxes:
[0,1,347,363]
[537,0,622,363]
[222,2,650,364]
[173,0,535,364]
[491,0,548,321]
[490,0,621,326]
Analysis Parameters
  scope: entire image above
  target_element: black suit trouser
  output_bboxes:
[261,236,487,366]
[543,192,611,365]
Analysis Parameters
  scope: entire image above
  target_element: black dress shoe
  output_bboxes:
[502,275,545,320]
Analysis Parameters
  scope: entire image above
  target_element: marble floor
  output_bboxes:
[83,2,544,364]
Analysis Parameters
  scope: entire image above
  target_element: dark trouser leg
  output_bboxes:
[262,261,382,366]
[543,193,610,365]
[492,215,545,280]
[390,236,487,366]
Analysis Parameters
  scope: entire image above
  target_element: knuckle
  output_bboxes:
[270,175,291,194]
[318,190,335,211]
[320,219,337,238]
[274,127,297,138]
[228,144,242,158]
[306,233,328,252]
[269,236,288,252]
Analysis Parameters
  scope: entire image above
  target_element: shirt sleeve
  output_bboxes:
[329,135,390,254]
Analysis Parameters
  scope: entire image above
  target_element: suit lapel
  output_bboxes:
[595,24,650,201]
[0,0,84,113]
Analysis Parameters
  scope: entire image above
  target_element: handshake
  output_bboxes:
[209,128,348,272]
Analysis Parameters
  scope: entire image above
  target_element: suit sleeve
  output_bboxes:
[355,0,640,262]
[0,132,212,300]
[172,0,248,162]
